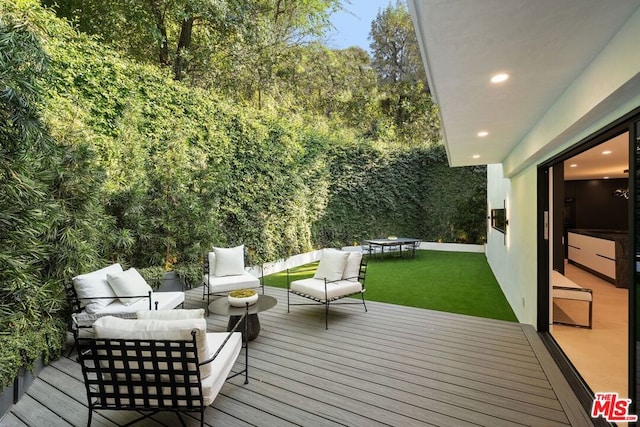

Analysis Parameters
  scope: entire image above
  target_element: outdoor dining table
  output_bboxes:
[363,237,420,259]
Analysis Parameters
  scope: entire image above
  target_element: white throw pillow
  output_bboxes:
[93,316,214,379]
[72,263,122,314]
[314,249,350,282]
[213,245,245,277]
[137,308,204,320]
[107,268,153,306]
[342,252,363,281]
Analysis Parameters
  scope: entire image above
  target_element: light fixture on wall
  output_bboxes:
[613,188,629,199]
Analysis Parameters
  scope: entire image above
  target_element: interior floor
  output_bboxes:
[551,262,628,398]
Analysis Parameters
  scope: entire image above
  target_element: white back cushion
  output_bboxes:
[213,245,245,277]
[207,251,216,276]
[93,316,214,378]
[342,252,363,281]
[72,263,122,314]
[107,268,153,305]
[314,249,350,282]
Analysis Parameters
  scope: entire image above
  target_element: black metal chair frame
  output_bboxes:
[286,259,368,329]
[76,307,249,427]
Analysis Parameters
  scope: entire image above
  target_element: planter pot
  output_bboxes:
[14,356,44,404]
[0,381,15,420]
[157,271,183,292]
[227,293,259,307]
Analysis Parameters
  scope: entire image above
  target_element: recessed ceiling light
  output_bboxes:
[569,164,578,168]
[472,154,480,159]
[477,131,489,137]
[491,73,509,83]
[604,176,610,179]
[602,150,612,155]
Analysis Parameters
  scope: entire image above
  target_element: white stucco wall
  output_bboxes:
[487,164,539,325]
[487,7,640,328]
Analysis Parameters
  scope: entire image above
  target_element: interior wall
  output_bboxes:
[565,178,629,230]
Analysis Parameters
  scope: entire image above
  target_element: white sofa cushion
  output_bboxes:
[213,245,245,276]
[201,332,242,405]
[342,252,363,281]
[72,263,123,314]
[137,308,203,320]
[94,316,216,379]
[314,249,350,282]
[204,271,260,294]
[107,267,153,305]
[290,278,363,301]
[73,291,185,333]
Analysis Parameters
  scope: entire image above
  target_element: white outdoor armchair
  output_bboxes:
[287,248,367,329]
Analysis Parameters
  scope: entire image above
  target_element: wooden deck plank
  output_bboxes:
[1,286,591,427]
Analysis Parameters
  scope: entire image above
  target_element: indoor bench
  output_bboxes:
[552,270,593,329]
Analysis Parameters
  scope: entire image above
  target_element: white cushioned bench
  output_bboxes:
[68,263,185,335]
[552,270,593,329]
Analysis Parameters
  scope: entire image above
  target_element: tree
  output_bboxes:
[369,0,438,145]
[369,0,425,86]
[42,0,343,89]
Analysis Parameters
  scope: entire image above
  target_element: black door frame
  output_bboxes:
[536,106,639,420]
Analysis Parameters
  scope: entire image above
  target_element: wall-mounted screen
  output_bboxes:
[491,207,507,233]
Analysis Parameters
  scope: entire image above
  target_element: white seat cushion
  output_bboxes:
[137,308,203,320]
[290,277,363,300]
[72,263,123,313]
[205,271,260,294]
[201,332,242,405]
[73,291,185,329]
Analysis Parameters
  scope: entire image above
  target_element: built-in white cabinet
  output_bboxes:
[567,232,616,279]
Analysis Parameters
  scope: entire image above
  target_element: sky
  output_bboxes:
[325,0,397,53]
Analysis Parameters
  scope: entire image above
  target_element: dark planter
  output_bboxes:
[157,271,183,292]
[15,357,44,402]
[0,381,14,420]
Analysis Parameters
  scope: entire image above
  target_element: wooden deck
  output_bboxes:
[1,286,593,426]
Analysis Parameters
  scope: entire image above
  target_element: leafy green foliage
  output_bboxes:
[0,2,92,388]
[314,144,486,246]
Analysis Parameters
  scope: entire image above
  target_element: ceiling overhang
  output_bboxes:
[408,0,640,169]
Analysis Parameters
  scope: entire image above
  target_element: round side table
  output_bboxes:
[208,294,277,341]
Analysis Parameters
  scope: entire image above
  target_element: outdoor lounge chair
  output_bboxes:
[287,248,367,329]
[76,308,249,427]
[202,245,264,313]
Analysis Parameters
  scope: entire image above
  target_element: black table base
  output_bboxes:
[228,314,261,341]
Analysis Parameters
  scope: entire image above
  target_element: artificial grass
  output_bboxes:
[262,250,518,322]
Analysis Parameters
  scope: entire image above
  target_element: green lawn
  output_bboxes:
[263,250,518,322]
